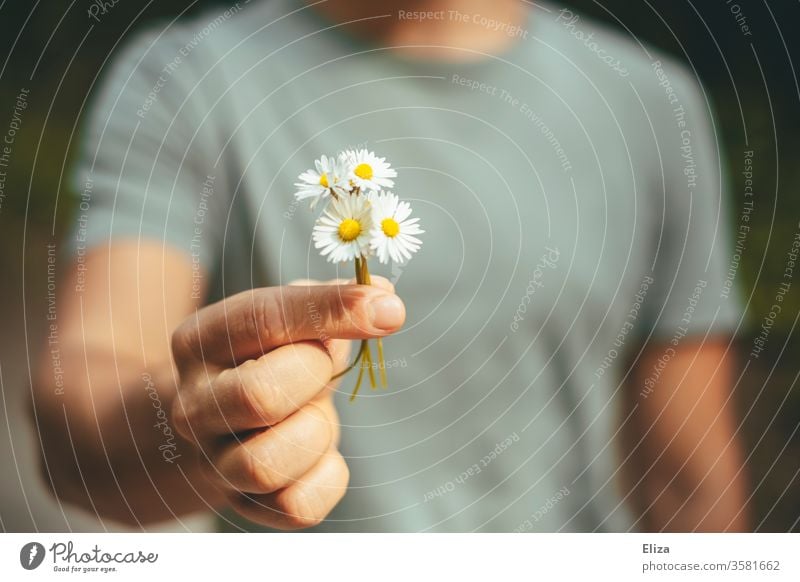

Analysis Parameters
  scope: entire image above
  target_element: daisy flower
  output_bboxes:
[313,193,373,263]
[294,154,351,208]
[369,191,423,264]
[342,149,397,192]
[297,149,420,397]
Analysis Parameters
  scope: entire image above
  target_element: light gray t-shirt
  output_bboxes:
[70,0,742,531]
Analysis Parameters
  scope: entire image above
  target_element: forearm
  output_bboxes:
[631,412,749,532]
[31,243,226,525]
[623,340,750,532]
[34,345,224,525]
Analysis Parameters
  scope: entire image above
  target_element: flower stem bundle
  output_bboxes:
[295,149,423,400]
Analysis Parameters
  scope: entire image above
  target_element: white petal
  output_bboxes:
[394,201,413,222]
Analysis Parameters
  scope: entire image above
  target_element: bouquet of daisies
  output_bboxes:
[295,149,423,400]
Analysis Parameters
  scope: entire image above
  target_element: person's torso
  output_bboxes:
[178,0,670,531]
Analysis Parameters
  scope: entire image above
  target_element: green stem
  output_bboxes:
[331,341,365,380]
[376,337,388,388]
[363,341,377,389]
[360,257,386,388]
[350,354,367,401]
[337,254,390,400]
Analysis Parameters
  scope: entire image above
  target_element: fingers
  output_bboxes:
[174,341,335,440]
[172,283,404,367]
[327,338,352,378]
[311,391,341,446]
[205,402,335,494]
[227,448,349,530]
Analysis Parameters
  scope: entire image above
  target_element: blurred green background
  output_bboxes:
[0,1,797,530]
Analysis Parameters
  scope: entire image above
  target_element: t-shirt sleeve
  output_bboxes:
[67,26,226,274]
[640,63,744,341]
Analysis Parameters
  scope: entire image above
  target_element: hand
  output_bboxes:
[170,278,404,529]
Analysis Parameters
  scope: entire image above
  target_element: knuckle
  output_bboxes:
[287,290,312,342]
[198,451,224,485]
[278,452,349,530]
[227,289,284,353]
[236,362,287,426]
[328,294,350,333]
[252,291,287,348]
[341,457,351,487]
[330,450,351,491]
[277,490,325,529]
[302,403,334,450]
[285,514,324,530]
[223,364,274,427]
[327,407,342,447]
[170,397,193,440]
[170,320,195,366]
[244,444,283,493]
[325,287,362,334]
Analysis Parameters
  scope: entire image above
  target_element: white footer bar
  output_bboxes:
[1,533,797,581]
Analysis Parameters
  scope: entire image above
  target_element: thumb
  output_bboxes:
[174,283,406,367]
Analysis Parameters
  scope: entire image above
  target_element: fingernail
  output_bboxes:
[369,294,405,331]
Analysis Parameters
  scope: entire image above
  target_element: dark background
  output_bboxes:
[0,0,797,531]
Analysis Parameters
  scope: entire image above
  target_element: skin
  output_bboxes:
[33,241,404,528]
[32,1,750,530]
[621,340,750,531]
[308,0,528,62]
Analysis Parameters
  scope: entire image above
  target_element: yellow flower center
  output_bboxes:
[319,173,329,188]
[338,218,362,242]
[381,218,400,238]
[354,163,373,180]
